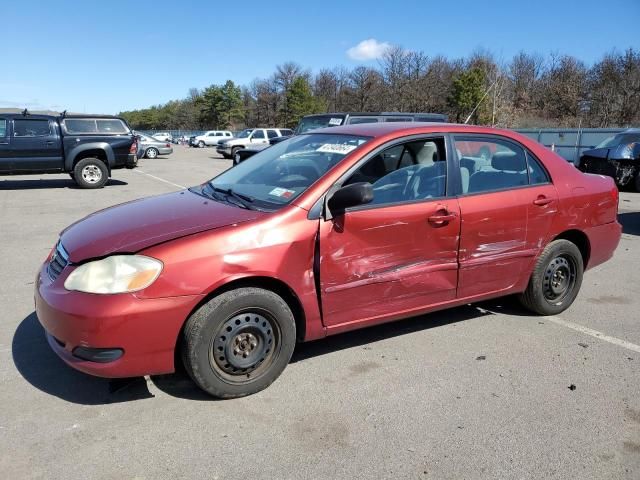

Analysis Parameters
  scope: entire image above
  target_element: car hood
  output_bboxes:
[60,189,263,262]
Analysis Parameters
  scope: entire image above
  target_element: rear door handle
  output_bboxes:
[533,196,554,206]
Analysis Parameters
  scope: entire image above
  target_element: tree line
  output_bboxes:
[119,47,640,131]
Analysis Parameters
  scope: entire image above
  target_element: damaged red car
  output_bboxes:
[35,123,622,398]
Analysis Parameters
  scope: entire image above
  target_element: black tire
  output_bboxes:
[182,287,296,398]
[73,158,108,189]
[231,146,242,158]
[518,239,584,315]
[635,171,640,193]
[198,141,205,148]
[145,148,159,159]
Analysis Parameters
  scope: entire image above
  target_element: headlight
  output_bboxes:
[64,255,163,294]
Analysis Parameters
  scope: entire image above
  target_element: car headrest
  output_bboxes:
[491,151,526,172]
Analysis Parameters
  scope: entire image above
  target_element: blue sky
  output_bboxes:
[2,0,639,114]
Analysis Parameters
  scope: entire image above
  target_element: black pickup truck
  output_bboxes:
[0,111,138,188]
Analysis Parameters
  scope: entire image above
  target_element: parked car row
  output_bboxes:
[229,112,447,164]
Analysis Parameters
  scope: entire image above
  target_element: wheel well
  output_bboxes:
[173,277,307,368]
[553,229,590,266]
[73,150,108,169]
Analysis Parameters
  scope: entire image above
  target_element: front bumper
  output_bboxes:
[216,145,232,154]
[34,263,201,378]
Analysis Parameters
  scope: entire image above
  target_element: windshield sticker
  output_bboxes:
[328,118,343,126]
[317,143,357,155]
[269,187,295,199]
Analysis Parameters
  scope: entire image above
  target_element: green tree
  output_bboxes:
[448,67,486,123]
[218,80,245,128]
[283,76,322,128]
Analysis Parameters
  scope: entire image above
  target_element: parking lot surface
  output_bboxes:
[1,146,639,479]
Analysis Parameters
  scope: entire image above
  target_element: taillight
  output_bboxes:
[166,143,170,148]
[129,142,137,154]
[611,184,619,212]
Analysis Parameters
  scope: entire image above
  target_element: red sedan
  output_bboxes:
[35,123,621,398]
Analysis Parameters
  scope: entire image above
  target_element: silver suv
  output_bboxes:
[216,128,293,159]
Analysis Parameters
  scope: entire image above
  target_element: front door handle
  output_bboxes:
[533,196,554,206]
[428,209,456,226]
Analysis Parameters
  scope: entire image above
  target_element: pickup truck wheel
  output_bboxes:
[233,152,241,165]
[73,158,108,189]
[198,141,205,148]
[181,287,296,398]
[231,147,242,158]
[518,239,583,315]
[145,148,158,159]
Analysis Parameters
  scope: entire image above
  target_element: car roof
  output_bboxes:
[308,122,514,138]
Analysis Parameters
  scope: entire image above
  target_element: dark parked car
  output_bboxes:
[36,123,620,399]
[0,111,137,188]
[578,129,640,191]
[233,113,448,164]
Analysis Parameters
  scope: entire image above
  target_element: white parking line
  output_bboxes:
[542,316,640,353]
[134,169,186,189]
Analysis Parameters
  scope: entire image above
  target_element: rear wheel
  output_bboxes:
[518,239,583,315]
[182,287,296,398]
[145,148,159,159]
[73,158,108,189]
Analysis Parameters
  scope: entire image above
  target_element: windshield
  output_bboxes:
[236,129,253,138]
[295,115,346,134]
[596,135,620,148]
[207,133,371,210]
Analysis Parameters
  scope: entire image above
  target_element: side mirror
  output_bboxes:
[327,182,373,216]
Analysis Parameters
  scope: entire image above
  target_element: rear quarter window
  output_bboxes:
[96,119,128,134]
[64,119,97,133]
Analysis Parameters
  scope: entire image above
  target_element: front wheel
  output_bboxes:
[182,287,296,398]
[518,239,584,315]
[231,146,242,158]
[73,158,109,189]
[233,152,242,165]
[198,141,205,148]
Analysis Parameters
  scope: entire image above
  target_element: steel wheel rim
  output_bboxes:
[543,255,577,304]
[208,309,280,384]
[81,165,102,184]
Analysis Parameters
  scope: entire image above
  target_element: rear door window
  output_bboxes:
[64,119,97,133]
[13,119,51,137]
[0,119,7,139]
[266,129,279,139]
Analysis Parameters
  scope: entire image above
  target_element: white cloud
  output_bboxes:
[346,38,392,61]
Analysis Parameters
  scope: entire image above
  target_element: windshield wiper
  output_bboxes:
[211,186,255,210]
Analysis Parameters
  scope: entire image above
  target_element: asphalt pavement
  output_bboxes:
[1,145,639,479]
